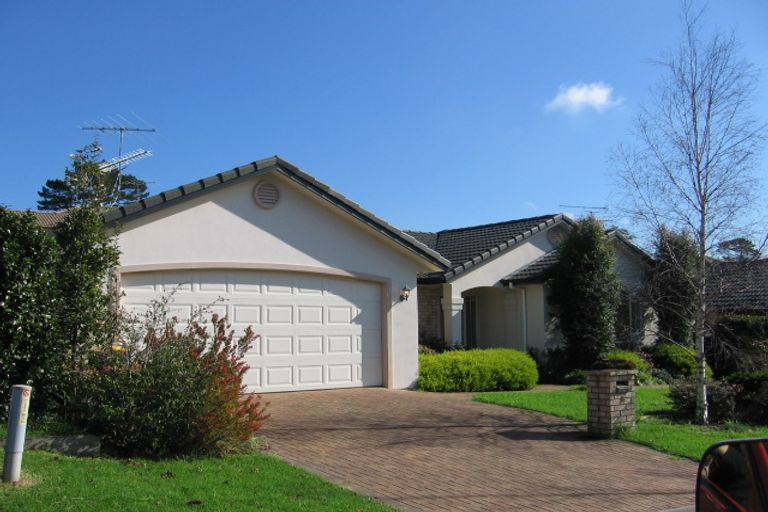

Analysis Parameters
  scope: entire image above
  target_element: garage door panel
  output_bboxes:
[327,306,353,325]
[265,305,292,324]
[232,273,262,294]
[264,335,293,355]
[122,270,383,392]
[233,305,261,324]
[297,335,323,355]
[266,366,293,387]
[327,364,354,384]
[327,335,354,354]
[297,365,324,385]
[297,306,323,325]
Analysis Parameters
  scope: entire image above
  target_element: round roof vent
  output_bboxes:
[253,181,280,209]
[548,226,568,247]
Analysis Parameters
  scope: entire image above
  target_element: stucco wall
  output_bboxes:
[449,230,556,296]
[115,172,433,389]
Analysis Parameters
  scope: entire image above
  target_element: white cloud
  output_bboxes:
[545,82,622,115]
[523,201,539,212]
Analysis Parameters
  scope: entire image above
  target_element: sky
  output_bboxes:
[1,1,767,233]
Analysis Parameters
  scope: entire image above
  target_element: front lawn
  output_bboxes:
[0,449,393,512]
[475,386,768,461]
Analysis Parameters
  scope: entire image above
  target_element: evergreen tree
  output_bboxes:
[37,142,148,210]
[548,216,621,371]
[650,227,697,346]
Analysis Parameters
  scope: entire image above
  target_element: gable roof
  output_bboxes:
[501,230,653,286]
[100,156,449,269]
[708,259,768,313]
[406,214,571,283]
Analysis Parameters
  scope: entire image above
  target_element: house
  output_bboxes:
[407,217,654,351]
[27,156,654,393]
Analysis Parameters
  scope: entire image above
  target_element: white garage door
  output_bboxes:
[121,269,383,392]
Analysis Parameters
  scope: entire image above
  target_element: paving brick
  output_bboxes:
[261,389,696,512]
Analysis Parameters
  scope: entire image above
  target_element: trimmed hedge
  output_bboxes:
[418,348,538,392]
[652,342,711,379]
[603,349,652,384]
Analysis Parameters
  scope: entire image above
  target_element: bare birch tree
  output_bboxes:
[613,4,766,424]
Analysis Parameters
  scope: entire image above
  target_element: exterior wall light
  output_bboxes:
[400,286,411,302]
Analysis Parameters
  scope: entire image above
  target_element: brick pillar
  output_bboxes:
[584,369,637,438]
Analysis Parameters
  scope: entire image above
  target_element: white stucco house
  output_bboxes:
[406,217,654,353]
[32,156,653,393]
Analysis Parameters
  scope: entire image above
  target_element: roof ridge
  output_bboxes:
[435,213,562,234]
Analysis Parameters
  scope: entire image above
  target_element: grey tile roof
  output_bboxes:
[101,156,449,269]
[502,250,560,284]
[406,214,569,282]
[708,259,768,313]
[405,230,438,250]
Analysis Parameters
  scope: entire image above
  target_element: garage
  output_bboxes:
[121,269,383,392]
[110,157,449,390]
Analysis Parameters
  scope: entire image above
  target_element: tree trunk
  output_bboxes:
[696,203,709,425]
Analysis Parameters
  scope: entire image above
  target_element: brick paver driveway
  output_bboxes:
[261,388,697,512]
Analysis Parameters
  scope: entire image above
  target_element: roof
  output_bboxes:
[25,210,69,229]
[100,156,450,269]
[406,214,570,283]
[708,259,768,313]
[502,250,560,284]
[16,156,449,269]
[499,230,653,286]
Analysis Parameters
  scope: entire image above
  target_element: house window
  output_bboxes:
[616,292,646,346]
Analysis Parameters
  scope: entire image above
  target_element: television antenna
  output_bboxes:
[82,124,156,201]
[98,148,153,172]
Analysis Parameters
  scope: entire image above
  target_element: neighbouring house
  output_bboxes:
[25,156,654,393]
[406,216,655,352]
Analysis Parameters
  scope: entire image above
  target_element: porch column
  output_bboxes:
[441,290,464,347]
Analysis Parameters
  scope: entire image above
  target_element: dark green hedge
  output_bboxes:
[418,348,538,392]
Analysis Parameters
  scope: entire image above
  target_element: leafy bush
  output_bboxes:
[0,208,61,417]
[710,314,768,377]
[725,370,768,425]
[603,349,653,384]
[72,303,269,458]
[651,342,711,379]
[418,348,538,392]
[668,378,739,423]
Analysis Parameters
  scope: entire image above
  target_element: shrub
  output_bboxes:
[668,378,739,423]
[710,314,768,377]
[418,348,538,392]
[72,303,269,458]
[651,342,711,379]
[603,349,653,384]
[0,208,61,417]
[725,370,768,425]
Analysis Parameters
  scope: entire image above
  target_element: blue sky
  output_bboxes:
[1,1,766,232]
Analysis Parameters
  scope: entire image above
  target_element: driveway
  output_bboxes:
[261,388,697,512]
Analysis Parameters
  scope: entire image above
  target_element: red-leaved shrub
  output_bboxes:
[72,298,269,458]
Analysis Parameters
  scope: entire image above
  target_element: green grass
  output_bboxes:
[475,386,768,461]
[0,449,393,512]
